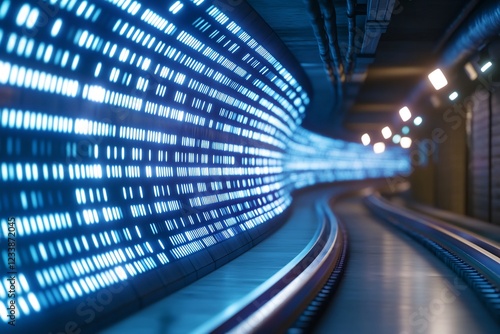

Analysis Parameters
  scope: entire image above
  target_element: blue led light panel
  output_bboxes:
[0,0,409,331]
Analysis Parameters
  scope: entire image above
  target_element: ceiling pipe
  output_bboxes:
[303,0,337,86]
[432,0,481,54]
[440,0,500,68]
[408,0,500,105]
[318,0,345,84]
[303,0,344,100]
[345,0,357,77]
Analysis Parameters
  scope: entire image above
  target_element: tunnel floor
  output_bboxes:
[313,195,499,334]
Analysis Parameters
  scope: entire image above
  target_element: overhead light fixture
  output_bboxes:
[464,62,478,80]
[449,91,459,101]
[361,133,371,146]
[400,137,412,149]
[481,61,493,73]
[399,106,412,122]
[392,134,401,144]
[413,116,423,126]
[373,142,385,154]
[381,126,392,139]
[428,68,448,90]
[402,126,410,135]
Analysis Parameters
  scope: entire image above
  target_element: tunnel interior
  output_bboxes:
[0,0,499,332]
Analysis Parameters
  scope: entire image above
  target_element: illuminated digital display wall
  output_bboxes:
[0,0,409,331]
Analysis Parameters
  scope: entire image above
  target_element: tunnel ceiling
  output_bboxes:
[246,0,477,140]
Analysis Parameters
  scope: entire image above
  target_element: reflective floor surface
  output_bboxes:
[314,195,499,334]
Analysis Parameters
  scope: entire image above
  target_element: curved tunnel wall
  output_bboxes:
[0,0,409,331]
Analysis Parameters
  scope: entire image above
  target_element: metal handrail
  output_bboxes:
[366,191,500,322]
[199,194,347,333]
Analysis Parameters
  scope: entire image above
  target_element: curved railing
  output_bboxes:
[194,186,351,333]
[366,191,500,322]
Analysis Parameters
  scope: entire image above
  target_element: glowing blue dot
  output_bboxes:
[42,164,49,180]
[25,163,31,181]
[92,234,99,248]
[38,243,48,261]
[28,293,41,312]
[22,110,30,129]
[16,36,27,56]
[43,45,53,63]
[18,296,30,315]
[19,274,30,292]
[85,277,95,291]
[59,286,69,301]
[21,217,30,236]
[8,64,18,85]
[72,282,82,296]
[59,164,64,180]
[51,18,62,37]
[25,39,34,57]
[16,4,30,27]
[61,51,69,66]
[94,62,102,77]
[16,163,23,181]
[1,108,7,126]
[0,61,10,84]
[1,163,7,181]
[0,0,10,19]
[79,279,89,294]
[64,283,75,299]
[49,215,56,231]
[35,272,45,288]
[26,8,39,29]
[32,163,38,181]
[71,54,80,70]
[76,1,88,16]
[15,109,22,128]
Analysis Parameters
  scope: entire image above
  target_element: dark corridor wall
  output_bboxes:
[411,84,500,225]
[469,87,500,224]
[409,94,468,217]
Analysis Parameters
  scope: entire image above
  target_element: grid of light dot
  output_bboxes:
[0,0,409,326]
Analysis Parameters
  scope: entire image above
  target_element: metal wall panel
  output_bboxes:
[470,88,491,222]
[491,90,500,224]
